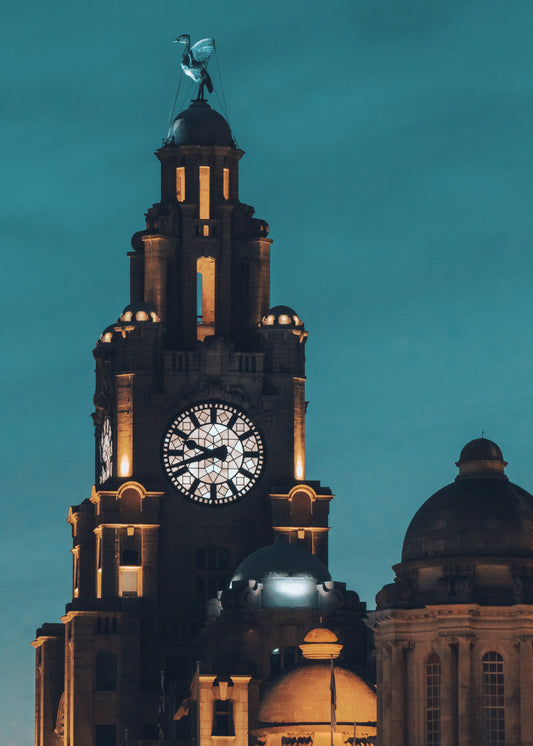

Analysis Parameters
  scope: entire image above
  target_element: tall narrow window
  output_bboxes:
[426,653,441,746]
[196,257,215,341]
[96,532,102,599]
[482,652,505,745]
[212,700,234,736]
[176,167,185,202]
[223,168,229,200]
[73,547,80,598]
[199,166,210,219]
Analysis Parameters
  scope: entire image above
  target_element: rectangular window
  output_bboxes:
[223,168,229,200]
[96,533,102,599]
[73,547,79,598]
[482,652,505,745]
[119,567,141,598]
[212,700,234,736]
[95,725,116,746]
[199,166,210,219]
[176,167,185,202]
[426,654,441,746]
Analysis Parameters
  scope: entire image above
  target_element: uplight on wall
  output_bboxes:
[119,454,131,477]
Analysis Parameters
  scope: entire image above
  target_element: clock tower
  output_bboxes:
[32,88,340,745]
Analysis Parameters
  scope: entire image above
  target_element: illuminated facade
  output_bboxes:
[32,77,533,746]
[32,92,376,745]
[369,438,533,746]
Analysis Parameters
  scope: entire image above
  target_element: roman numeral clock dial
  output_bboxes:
[162,402,265,505]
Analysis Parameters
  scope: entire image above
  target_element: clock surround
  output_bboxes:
[161,400,265,505]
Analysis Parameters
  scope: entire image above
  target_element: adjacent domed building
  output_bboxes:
[368,438,533,746]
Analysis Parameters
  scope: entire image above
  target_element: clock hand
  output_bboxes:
[185,439,212,454]
[180,445,228,466]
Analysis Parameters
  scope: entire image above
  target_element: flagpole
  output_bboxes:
[330,655,336,746]
[195,661,201,746]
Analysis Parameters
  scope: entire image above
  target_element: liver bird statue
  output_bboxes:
[174,35,215,98]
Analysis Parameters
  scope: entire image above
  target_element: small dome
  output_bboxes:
[459,437,504,462]
[259,663,376,726]
[303,627,338,644]
[259,305,304,328]
[402,439,533,562]
[231,542,331,585]
[119,302,160,325]
[167,99,235,147]
[300,627,342,660]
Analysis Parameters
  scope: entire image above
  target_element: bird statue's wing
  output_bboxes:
[190,38,215,68]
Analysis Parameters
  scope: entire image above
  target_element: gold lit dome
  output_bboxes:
[300,627,342,659]
[259,663,376,727]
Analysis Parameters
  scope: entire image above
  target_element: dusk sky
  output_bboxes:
[4,1,533,742]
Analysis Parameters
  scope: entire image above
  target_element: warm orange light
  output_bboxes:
[117,374,134,478]
[223,168,229,200]
[293,377,306,480]
[199,166,210,219]
[120,454,130,477]
[176,167,185,202]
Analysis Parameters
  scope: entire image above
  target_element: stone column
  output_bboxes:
[380,644,392,746]
[406,641,424,746]
[438,638,455,746]
[390,643,406,745]
[519,638,533,746]
[457,637,472,746]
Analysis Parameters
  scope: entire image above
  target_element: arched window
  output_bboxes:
[482,652,505,745]
[95,651,117,691]
[426,653,441,746]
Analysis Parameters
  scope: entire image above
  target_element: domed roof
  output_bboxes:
[231,542,331,585]
[259,306,304,328]
[259,662,376,726]
[458,437,504,463]
[167,99,235,147]
[402,439,533,562]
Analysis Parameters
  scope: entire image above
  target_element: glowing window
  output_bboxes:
[176,167,185,202]
[135,310,148,321]
[482,652,505,745]
[199,166,210,219]
[96,533,103,599]
[73,548,80,598]
[203,224,209,237]
[263,315,275,326]
[278,314,291,325]
[426,653,441,746]
[121,311,132,322]
[223,168,230,200]
[119,567,141,598]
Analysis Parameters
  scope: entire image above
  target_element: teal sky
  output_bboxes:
[4,1,533,742]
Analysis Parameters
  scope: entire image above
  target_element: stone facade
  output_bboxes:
[32,94,374,746]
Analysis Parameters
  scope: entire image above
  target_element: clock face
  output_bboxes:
[99,416,113,484]
[162,401,264,505]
